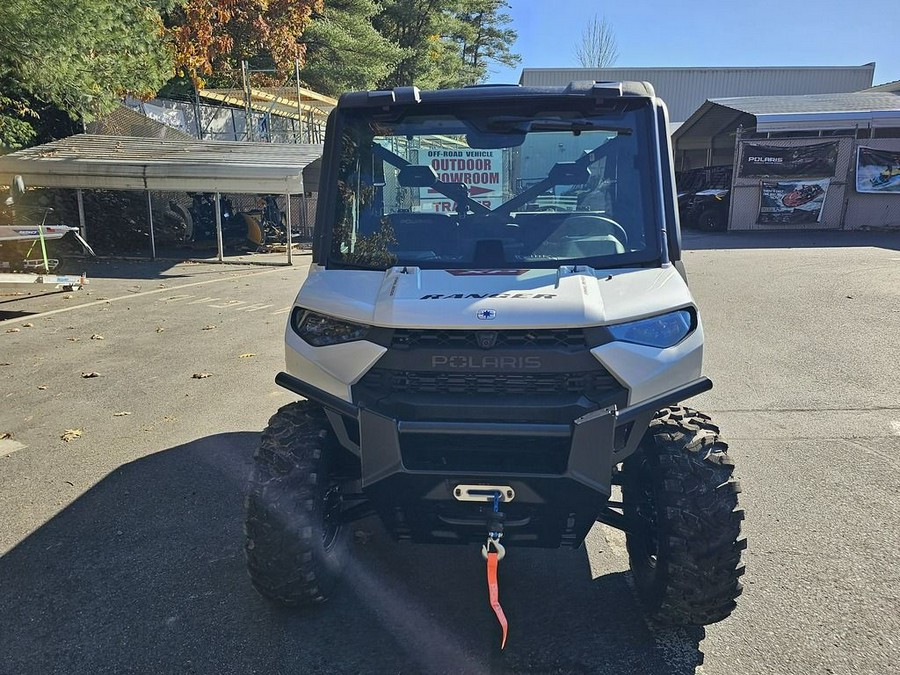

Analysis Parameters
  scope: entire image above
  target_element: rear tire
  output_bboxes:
[621,407,745,626]
[244,401,350,606]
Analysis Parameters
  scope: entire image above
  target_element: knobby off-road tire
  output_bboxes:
[245,401,350,606]
[621,406,746,626]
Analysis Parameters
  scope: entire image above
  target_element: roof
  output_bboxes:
[708,91,900,115]
[0,135,323,194]
[519,65,877,122]
[862,79,900,94]
[337,81,656,108]
[675,91,900,142]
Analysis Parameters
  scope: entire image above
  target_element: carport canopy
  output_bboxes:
[0,134,323,195]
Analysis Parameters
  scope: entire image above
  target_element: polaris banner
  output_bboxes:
[417,149,504,212]
[855,147,900,193]
[740,142,838,178]
[758,179,830,224]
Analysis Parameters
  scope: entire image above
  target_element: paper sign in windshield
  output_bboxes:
[418,149,504,212]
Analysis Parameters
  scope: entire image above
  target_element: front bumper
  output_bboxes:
[275,371,711,547]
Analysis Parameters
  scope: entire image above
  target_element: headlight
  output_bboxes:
[608,309,693,348]
[293,309,371,347]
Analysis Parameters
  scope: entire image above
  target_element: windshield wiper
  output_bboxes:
[487,117,632,135]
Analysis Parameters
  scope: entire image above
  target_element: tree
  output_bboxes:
[168,0,323,84]
[299,0,407,96]
[0,0,174,149]
[373,0,519,89]
[454,0,520,85]
[574,14,619,69]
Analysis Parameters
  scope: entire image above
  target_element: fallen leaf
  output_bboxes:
[64,480,74,486]
[22,322,34,328]
[201,325,217,331]
[113,411,131,417]
[155,327,165,333]
[81,371,100,378]
[6,328,20,333]
[0,432,10,440]
[37,385,47,390]
[67,337,80,342]
[239,353,256,358]
[192,372,212,379]
[61,428,82,442]
[90,334,104,340]
[63,294,73,300]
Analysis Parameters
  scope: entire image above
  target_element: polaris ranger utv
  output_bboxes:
[245,81,745,642]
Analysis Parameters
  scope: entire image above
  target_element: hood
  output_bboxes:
[296,265,695,329]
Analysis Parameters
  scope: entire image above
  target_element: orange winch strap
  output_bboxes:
[486,551,509,649]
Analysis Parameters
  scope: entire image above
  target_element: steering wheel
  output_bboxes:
[558,215,629,248]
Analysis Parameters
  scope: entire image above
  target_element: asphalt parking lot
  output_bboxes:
[1,231,899,674]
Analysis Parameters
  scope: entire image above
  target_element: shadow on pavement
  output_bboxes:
[682,229,900,251]
[0,433,703,674]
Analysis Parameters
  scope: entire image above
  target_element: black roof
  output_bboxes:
[338,81,656,108]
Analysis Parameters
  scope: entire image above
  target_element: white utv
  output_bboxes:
[245,81,745,632]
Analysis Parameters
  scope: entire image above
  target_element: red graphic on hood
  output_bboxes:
[446,269,528,276]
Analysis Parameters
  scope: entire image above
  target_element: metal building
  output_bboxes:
[519,65,876,126]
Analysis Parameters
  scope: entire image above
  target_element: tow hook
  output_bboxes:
[458,488,511,650]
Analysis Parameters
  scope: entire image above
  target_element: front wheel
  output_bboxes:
[244,401,350,606]
[696,207,727,231]
[621,407,746,626]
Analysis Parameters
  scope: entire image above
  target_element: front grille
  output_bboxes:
[358,368,618,396]
[400,434,569,473]
[391,329,586,350]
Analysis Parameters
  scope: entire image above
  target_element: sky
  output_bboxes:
[486,0,900,87]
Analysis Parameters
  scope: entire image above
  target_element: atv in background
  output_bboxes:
[677,165,733,231]
[245,81,746,646]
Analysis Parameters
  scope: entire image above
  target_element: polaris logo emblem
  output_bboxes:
[476,331,498,349]
[431,355,542,369]
[476,309,496,321]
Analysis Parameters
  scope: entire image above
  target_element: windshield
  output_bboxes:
[329,99,661,270]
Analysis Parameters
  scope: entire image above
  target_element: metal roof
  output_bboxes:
[0,135,323,194]
[675,91,900,142]
[519,65,876,122]
[707,91,900,115]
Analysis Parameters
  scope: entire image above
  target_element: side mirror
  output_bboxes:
[6,174,25,206]
[397,165,438,188]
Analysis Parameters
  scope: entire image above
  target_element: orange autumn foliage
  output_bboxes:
[171,0,323,84]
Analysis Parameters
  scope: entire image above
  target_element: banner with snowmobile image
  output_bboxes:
[740,142,838,178]
[856,147,900,193]
[758,179,830,224]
